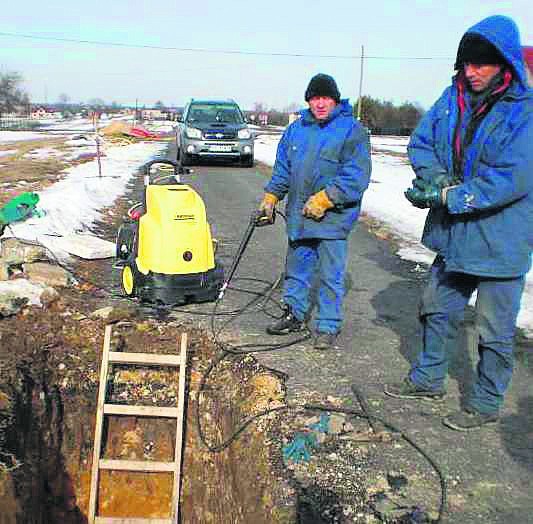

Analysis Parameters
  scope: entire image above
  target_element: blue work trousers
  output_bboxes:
[283,238,348,334]
[410,257,525,415]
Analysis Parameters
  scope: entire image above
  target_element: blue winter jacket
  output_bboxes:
[408,15,533,278]
[265,99,371,241]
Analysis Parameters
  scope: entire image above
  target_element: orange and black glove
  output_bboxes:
[302,190,334,221]
[257,192,278,225]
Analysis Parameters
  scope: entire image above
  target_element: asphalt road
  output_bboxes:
[159,145,533,523]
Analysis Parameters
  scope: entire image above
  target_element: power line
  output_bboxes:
[0,31,454,61]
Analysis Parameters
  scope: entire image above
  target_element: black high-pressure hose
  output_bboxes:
[193,213,447,524]
[4,210,447,522]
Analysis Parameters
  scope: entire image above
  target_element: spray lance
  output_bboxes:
[217,208,276,300]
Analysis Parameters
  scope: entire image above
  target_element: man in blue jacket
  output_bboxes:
[258,74,371,350]
[385,16,533,431]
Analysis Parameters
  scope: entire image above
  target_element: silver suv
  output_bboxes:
[177,99,254,167]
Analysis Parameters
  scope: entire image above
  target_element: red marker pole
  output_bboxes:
[93,112,102,178]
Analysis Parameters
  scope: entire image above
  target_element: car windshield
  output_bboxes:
[187,104,244,124]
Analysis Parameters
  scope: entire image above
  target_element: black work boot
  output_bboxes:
[384,378,446,401]
[267,306,305,335]
[442,407,499,431]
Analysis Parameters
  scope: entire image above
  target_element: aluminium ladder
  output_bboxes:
[88,325,188,524]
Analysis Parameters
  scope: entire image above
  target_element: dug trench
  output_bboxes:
[0,153,381,523]
[0,309,296,522]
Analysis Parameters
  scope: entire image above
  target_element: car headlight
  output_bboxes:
[238,128,251,139]
[185,126,202,139]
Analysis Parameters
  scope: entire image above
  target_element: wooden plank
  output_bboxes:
[88,325,113,524]
[95,518,171,524]
[171,333,188,524]
[103,404,179,418]
[99,459,175,472]
[108,351,182,367]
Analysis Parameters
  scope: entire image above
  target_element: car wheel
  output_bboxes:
[181,152,194,166]
[241,155,254,168]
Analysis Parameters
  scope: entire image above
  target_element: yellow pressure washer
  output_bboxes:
[115,159,224,305]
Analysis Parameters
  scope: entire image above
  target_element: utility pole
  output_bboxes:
[134,98,138,126]
[357,45,364,121]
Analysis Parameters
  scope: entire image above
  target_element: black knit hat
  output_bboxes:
[455,33,507,70]
[305,74,341,102]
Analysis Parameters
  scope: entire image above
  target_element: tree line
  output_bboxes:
[0,72,30,117]
[249,98,424,132]
[1,70,425,133]
[358,96,425,135]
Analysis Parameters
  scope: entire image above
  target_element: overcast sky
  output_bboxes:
[1,0,531,111]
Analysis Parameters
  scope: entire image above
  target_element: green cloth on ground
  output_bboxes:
[0,192,40,226]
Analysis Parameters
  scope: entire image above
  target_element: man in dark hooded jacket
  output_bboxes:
[258,74,371,350]
[385,16,533,431]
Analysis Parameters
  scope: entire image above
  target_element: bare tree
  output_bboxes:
[58,93,70,106]
[252,102,266,113]
[0,71,30,116]
[87,98,106,111]
[57,93,72,117]
[283,102,301,114]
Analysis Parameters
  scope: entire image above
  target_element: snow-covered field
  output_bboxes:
[1,119,167,257]
[254,131,533,337]
[1,123,531,336]
[0,131,49,142]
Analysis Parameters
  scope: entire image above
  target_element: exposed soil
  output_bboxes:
[0,303,299,522]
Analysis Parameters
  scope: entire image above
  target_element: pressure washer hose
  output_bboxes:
[4,212,447,523]
[193,213,447,524]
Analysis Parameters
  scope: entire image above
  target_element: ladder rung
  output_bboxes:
[99,459,176,472]
[103,404,179,418]
[109,351,183,367]
[95,518,171,524]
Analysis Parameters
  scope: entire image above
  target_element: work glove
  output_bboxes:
[302,190,334,221]
[404,186,444,209]
[257,192,278,225]
[412,172,453,192]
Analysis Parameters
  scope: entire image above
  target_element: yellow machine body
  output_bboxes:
[136,184,215,275]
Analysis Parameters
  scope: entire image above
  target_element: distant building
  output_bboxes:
[30,106,48,119]
[29,106,62,119]
[259,113,268,126]
[141,109,165,120]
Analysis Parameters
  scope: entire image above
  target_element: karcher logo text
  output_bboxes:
[175,214,195,221]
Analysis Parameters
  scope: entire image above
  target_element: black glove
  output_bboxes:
[412,172,453,192]
[404,186,443,209]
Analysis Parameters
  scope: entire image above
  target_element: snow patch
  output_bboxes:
[5,141,167,260]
